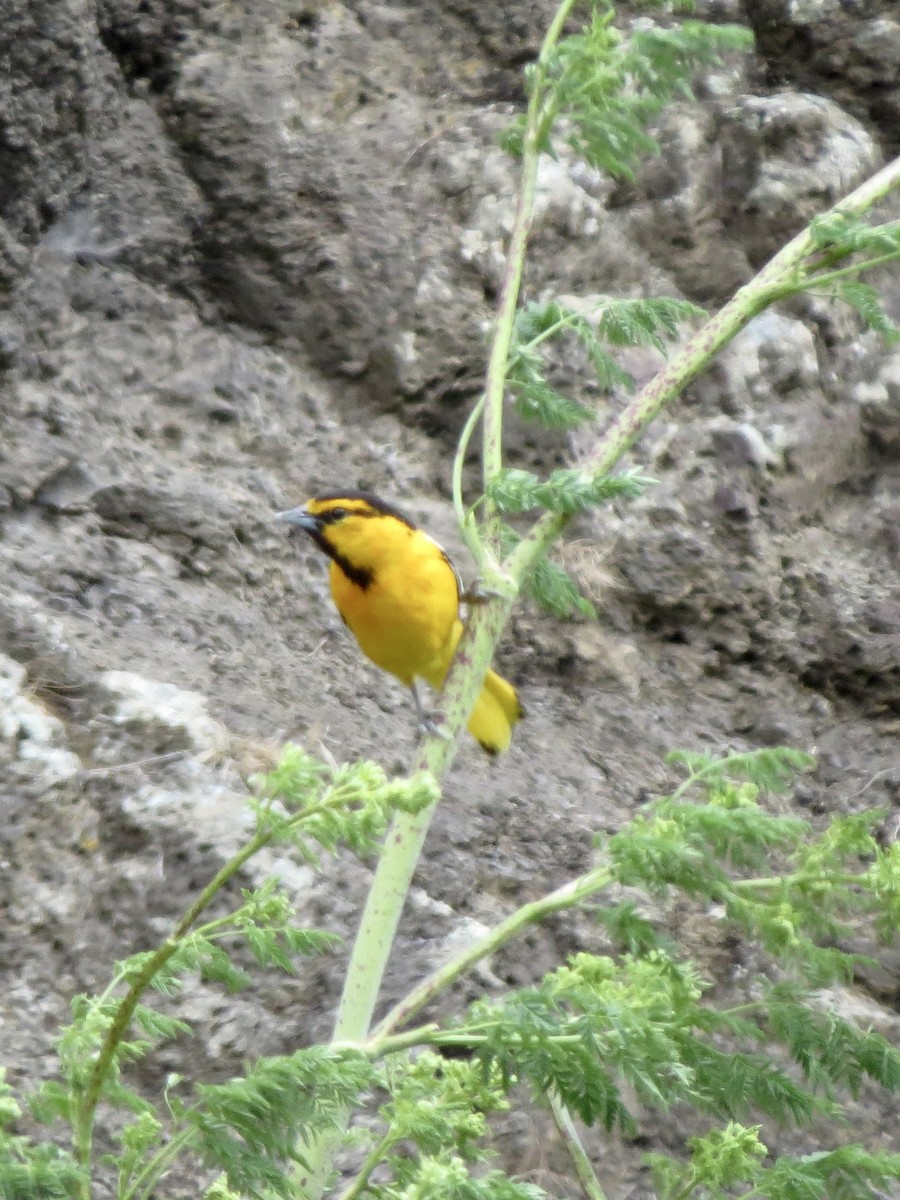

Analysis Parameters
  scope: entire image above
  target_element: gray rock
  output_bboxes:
[0,653,82,786]
[857,355,900,448]
[745,2,900,148]
[720,92,881,262]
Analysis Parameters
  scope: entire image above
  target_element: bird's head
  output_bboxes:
[275,491,417,588]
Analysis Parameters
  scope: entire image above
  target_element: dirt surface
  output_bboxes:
[1,0,899,1196]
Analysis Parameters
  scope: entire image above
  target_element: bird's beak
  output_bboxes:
[274,505,321,533]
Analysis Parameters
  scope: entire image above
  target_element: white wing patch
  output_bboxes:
[421,532,463,604]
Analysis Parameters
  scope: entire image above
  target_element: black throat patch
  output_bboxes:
[307,527,374,590]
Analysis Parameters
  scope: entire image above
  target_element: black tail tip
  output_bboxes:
[477,740,500,757]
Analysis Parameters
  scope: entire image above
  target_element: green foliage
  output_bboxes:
[253,748,439,860]
[0,1073,84,1199]
[794,211,900,339]
[20,746,439,1200]
[0,1138,84,1200]
[507,340,603,429]
[107,1109,166,1199]
[499,522,597,618]
[380,1052,509,1161]
[596,899,678,956]
[866,842,900,941]
[464,952,706,1127]
[528,553,598,618]
[600,751,896,988]
[809,210,900,259]
[668,747,816,795]
[766,992,900,1100]
[440,942,826,1136]
[204,1176,244,1200]
[503,7,752,179]
[594,296,706,350]
[9,744,900,1199]
[650,1130,900,1200]
[507,297,703,431]
[507,299,632,429]
[188,1048,377,1199]
[561,16,751,179]
[834,280,900,342]
[372,1155,550,1200]
[487,465,652,515]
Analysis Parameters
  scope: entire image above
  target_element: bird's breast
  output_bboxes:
[329,533,460,684]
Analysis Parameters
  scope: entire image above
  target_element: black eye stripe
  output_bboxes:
[319,506,391,525]
[312,491,417,529]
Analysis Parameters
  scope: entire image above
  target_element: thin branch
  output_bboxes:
[371,864,612,1043]
[549,1092,611,1200]
[334,1134,397,1200]
[481,0,582,548]
[452,393,487,561]
[505,153,900,584]
[72,786,363,1182]
[791,247,900,293]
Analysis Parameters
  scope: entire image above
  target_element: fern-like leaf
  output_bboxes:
[835,281,900,342]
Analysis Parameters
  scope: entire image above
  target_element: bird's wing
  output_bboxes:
[421,532,463,606]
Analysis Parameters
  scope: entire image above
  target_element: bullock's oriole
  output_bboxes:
[276,491,523,754]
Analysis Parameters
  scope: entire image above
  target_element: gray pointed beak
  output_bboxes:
[274,506,320,533]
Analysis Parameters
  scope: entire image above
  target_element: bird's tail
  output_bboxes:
[468,668,524,756]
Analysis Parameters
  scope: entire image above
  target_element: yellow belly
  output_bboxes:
[327,522,523,753]
[329,535,460,686]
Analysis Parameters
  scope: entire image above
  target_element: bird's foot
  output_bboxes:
[410,682,453,742]
[417,714,453,742]
[460,583,507,606]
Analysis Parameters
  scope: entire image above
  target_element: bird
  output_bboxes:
[275,490,523,754]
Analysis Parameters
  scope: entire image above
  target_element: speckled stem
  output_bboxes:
[370,863,613,1043]
[296,128,900,1200]
[506,152,900,582]
[481,0,582,550]
[316,0,583,1076]
[296,599,511,1199]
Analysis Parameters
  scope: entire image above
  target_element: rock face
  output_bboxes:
[1,0,898,1193]
[744,0,900,152]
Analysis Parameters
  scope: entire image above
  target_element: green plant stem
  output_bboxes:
[370,856,875,1049]
[670,1174,704,1200]
[452,393,486,560]
[734,871,863,891]
[787,247,900,295]
[296,601,509,1198]
[71,828,271,1194]
[549,1091,610,1200]
[71,787,358,1193]
[504,152,900,584]
[125,1127,198,1200]
[371,864,612,1043]
[334,1134,397,1200]
[481,0,581,546]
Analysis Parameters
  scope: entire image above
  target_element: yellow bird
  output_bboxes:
[276,491,522,754]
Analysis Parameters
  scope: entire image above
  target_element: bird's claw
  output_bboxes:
[410,682,453,742]
[417,715,453,742]
[461,583,507,606]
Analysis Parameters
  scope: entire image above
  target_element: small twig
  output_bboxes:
[549,1092,610,1200]
[853,768,898,798]
[79,750,189,776]
[451,393,486,560]
[371,864,612,1043]
[481,0,582,547]
[334,1134,396,1200]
